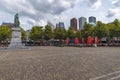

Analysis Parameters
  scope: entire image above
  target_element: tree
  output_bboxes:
[20,27,26,40]
[107,19,120,38]
[113,19,120,27]
[105,19,120,45]
[67,27,75,39]
[94,21,108,40]
[75,30,82,39]
[44,25,53,40]
[54,28,66,46]
[29,26,43,41]
[54,28,66,40]
[82,22,93,40]
[0,25,11,42]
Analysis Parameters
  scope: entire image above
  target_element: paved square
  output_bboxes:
[0,47,120,80]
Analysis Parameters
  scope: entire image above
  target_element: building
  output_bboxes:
[1,22,14,28]
[70,18,77,31]
[47,21,55,30]
[79,17,87,30]
[59,22,65,28]
[56,23,59,28]
[56,22,65,29]
[26,29,31,41]
[89,16,96,26]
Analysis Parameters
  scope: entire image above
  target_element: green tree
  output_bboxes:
[94,21,108,40]
[20,27,26,40]
[107,19,120,38]
[113,19,120,27]
[29,26,42,41]
[54,28,66,40]
[0,25,11,42]
[44,25,53,40]
[67,27,75,39]
[82,22,93,40]
[75,30,82,39]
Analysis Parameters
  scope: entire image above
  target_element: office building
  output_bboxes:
[59,22,65,28]
[79,17,87,30]
[70,18,77,31]
[47,21,55,30]
[89,16,96,26]
[56,22,65,29]
[56,23,59,28]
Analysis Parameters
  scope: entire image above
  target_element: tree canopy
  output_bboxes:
[54,28,66,40]
[67,27,75,39]
[44,25,53,40]
[29,26,43,41]
[0,25,11,42]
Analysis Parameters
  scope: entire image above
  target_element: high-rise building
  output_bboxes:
[56,23,59,28]
[89,16,96,26]
[59,22,65,28]
[70,18,77,31]
[56,22,65,29]
[79,17,87,30]
[47,21,55,30]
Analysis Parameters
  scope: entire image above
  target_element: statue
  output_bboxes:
[8,13,27,49]
[14,13,20,27]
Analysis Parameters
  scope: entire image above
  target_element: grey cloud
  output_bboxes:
[113,0,120,7]
[28,0,75,15]
[0,0,78,27]
[106,0,120,18]
[106,11,115,18]
[85,0,98,6]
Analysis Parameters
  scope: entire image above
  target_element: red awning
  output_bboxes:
[94,36,99,44]
[75,37,79,44]
[87,36,93,44]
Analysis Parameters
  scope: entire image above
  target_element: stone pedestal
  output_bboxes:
[8,28,26,49]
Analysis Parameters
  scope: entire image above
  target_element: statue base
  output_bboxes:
[8,28,27,49]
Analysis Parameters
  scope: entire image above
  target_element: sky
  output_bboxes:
[0,0,120,30]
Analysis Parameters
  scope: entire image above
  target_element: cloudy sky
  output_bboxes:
[0,0,120,30]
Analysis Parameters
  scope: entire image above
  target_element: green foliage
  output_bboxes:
[113,19,120,27]
[20,27,26,40]
[94,21,108,39]
[67,27,75,39]
[0,25,11,41]
[82,22,94,40]
[54,28,66,40]
[29,26,42,41]
[75,30,82,39]
[44,25,53,40]
[107,19,120,38]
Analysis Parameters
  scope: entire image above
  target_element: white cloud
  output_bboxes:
[91,0,102,9]
[112,0,119,4]
[107,8,120,17]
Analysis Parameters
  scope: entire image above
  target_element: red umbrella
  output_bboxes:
[94,36,99,44]
[82,38,85,44]
[87,36,93,44]
[66,38,69,44]
[74,37,79,44]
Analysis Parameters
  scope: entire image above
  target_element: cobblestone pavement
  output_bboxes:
[0,47,120,80]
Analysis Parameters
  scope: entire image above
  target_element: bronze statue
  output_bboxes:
[14,13,20,27]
